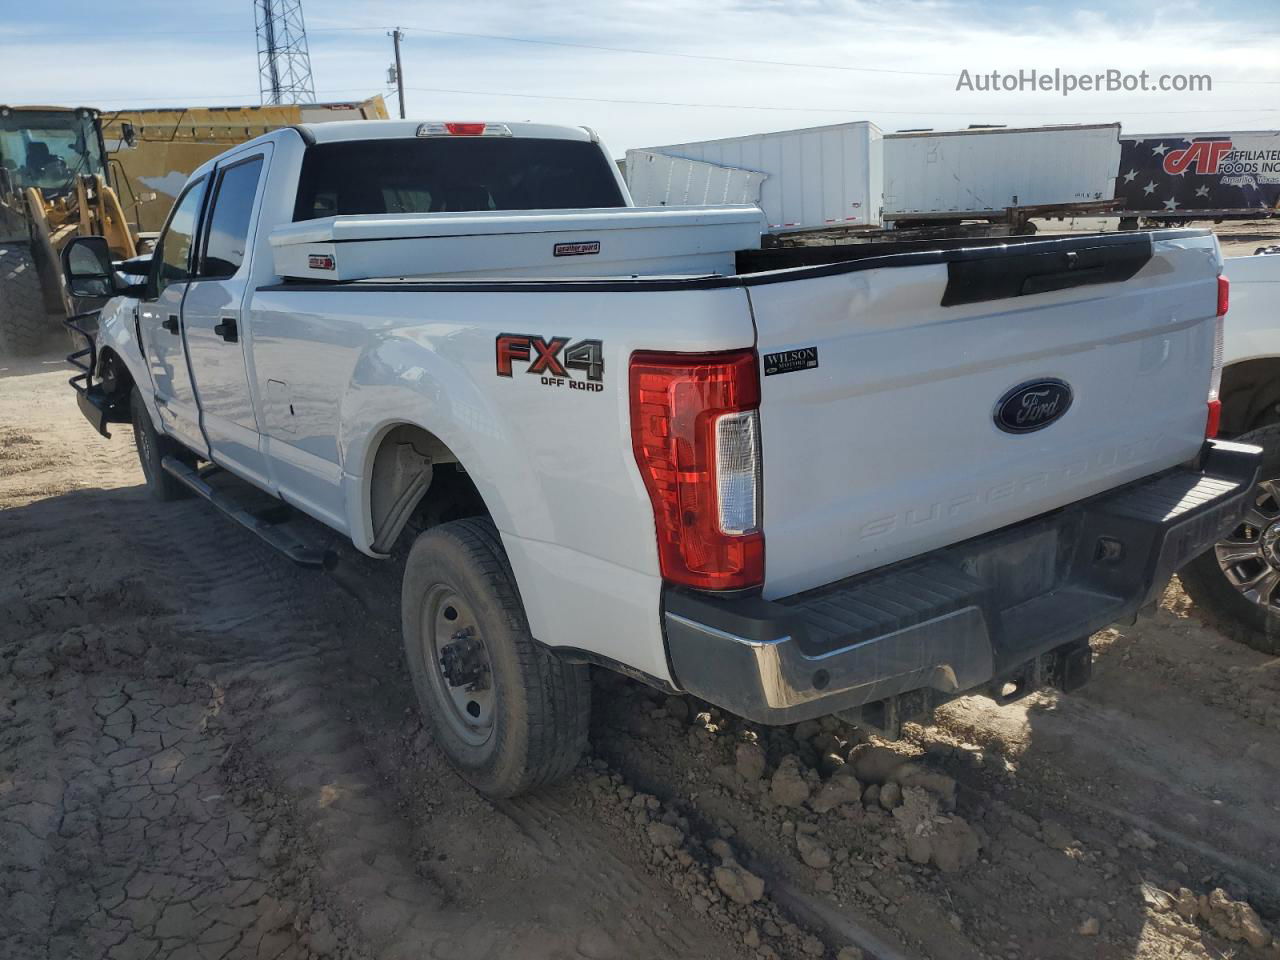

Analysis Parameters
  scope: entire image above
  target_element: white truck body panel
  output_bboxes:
[268,206,765,281]
[247,282,757,680]
[883,123,1121,217]
[752,233,1222,598]
[627,121,884,231]
[1222,253,1280,365]
[625,151,769,211]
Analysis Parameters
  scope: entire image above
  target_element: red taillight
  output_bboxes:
[1207,275,1228,438]
[630,350,764,591]
[1206,400,1222,439]
[445,122,487,136]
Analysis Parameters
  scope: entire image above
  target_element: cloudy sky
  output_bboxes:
[2,0,1277,155]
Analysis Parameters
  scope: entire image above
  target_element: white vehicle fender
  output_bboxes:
[92,296,162,431]
[336,335,520,556]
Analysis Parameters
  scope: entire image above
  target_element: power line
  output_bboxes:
[403,84,1280,117]
[394,27,952,77]
[39,82,1280,118]
[12,23,1279,84]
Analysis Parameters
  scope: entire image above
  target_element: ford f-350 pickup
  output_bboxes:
[61,119,1260,797]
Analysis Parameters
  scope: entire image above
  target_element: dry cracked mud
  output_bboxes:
[3,349,1280,960]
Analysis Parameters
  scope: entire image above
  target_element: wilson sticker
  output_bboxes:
[308,254,336,271]
[553,241,601,257]
[496,334,604,392]
[763,347,819,377]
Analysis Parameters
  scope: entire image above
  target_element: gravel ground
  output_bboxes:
[2,284,1279,960]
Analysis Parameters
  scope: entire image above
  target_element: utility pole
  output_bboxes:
[389,28,406,119]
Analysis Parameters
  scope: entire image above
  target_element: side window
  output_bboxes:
[199,156,264,279]
[152,178,206,297]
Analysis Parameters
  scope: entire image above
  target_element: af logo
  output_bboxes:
[495,334,605,392]
[1163,140,1233,176]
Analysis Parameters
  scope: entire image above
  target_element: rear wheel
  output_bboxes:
[1181,423,1280,654]
[401,518,591,797]
[130,386,191,501]
[0,244,51,357]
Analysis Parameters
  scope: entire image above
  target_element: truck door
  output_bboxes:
[139,176,208,456]
[182,149,271,488]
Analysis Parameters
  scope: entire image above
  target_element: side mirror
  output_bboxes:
[61,236,115,298]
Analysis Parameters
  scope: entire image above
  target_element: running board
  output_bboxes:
[160,457,334,568]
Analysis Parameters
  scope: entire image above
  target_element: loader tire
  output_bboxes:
[1180,423,1280,655]
[0,244,51,357]
[402,518,591,797]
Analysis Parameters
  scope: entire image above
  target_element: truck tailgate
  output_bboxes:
[750,232,1222,599]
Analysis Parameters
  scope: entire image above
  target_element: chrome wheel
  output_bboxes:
[1214,477,1280,610]
[421,585,495,747]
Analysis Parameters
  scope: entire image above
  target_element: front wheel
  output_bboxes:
[1181,423,1280,654]
[401,519,591,797]
[130,386,191,501]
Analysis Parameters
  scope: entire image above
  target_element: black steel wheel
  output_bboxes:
[401,518,591,797]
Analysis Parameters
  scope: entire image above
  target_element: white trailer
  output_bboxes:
[626,121,883,232]
[883,123,1122,221]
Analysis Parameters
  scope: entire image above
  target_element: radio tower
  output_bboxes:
[255,0,317,104]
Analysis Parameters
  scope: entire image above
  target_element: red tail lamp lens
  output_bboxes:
[629,350,764,590]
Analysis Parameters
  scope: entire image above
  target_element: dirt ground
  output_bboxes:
[2,239,1280,960]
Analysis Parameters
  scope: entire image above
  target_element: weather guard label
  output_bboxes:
[763,347,819,377]
[553,241,601,257]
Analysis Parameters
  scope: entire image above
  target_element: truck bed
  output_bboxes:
[256,227,1221,605]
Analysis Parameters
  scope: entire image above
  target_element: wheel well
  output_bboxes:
[96,347,135,405]
[1220,358,1280,437]
[367,424,489,554]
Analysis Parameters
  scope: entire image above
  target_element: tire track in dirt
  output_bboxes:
[87,450,759,959]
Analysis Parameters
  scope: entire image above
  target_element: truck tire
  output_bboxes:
[0,244,51,357]
[1180,423,1280,654]
[130,386,191,501]
[401,518,591,797]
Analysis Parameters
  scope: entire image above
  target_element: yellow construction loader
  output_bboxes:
[1,96,389,355]
[0,105,137,355]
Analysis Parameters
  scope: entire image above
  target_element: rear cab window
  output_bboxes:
[292,137,625,220]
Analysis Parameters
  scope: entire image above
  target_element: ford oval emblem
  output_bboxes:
[994,379,1073,434]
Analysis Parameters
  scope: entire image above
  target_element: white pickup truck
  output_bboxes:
[61,119,1260,797]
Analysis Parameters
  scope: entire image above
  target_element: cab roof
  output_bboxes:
[0,105,97,117]
[294,120,598,144]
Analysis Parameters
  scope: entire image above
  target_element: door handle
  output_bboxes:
[214,317,239,343]
[162,315,179,334]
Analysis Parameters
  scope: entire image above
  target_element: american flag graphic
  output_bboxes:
[1115,131,1280,216]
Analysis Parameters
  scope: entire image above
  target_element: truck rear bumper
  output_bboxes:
[662,439,1261,726]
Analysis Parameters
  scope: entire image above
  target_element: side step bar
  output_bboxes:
[160,456,334,569]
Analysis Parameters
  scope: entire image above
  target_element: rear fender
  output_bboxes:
[337,336,519,557]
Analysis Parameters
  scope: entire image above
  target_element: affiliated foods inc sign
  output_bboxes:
[1116,132,1280,214]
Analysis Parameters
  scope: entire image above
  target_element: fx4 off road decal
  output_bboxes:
[496,334,604,392]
